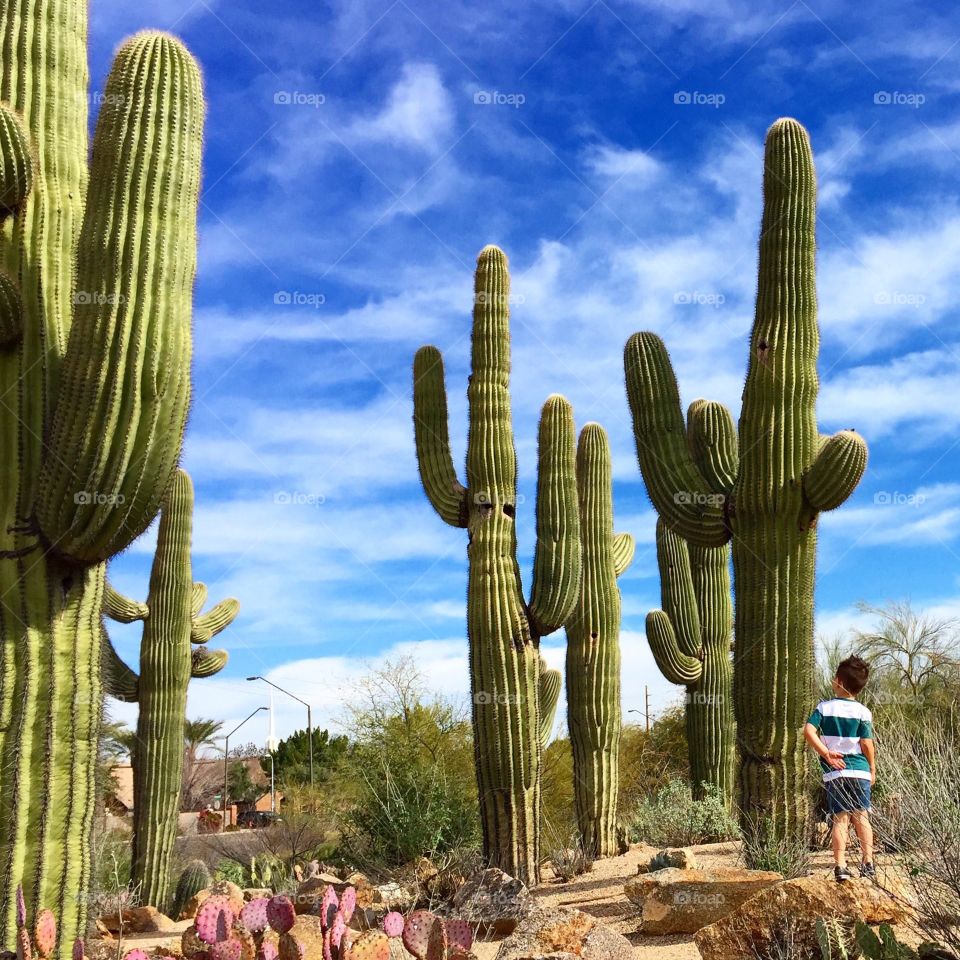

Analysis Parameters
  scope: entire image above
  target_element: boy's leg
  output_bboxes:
[832,811,851,866]
[851,810,874,865]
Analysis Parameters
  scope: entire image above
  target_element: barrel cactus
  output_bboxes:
[104,470,238,909]
[564,424,634,857]
[171,861,212,922]
[624,118,868,841]
[0,1,204,945]
[413,245,582,883]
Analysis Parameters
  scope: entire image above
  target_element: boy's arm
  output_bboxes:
[803,722,846,770]
[861,737,876,784]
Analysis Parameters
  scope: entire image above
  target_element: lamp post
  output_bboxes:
[247,676,314,790]
[223,706,268,831]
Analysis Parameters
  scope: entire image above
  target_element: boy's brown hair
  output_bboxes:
[836,655,870,696]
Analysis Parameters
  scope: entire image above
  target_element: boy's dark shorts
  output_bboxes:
[825,777,871,814]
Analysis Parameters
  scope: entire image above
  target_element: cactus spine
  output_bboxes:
[104,470,238,910]
[0,0,203,944]
[624,119,868,841]
[564,424,634,857]
[413,245,581,884]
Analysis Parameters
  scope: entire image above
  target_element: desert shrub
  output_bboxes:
[739,817,811,878]
[618,704,689,816]
[872,714,960,954]
[626,779,738,847]
[90,826,139,916]
[336,658,480,871]
[540,736,577,841]
[545,832,593,882]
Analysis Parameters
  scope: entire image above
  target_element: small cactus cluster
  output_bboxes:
[184,890,276,960]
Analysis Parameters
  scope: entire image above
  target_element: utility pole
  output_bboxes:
[645,685,651,733]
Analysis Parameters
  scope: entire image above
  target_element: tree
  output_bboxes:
[227,761,260,805]
[264,727,349,788]
[182,718,223,809]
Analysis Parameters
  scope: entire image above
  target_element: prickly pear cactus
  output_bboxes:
[103,469,238,909]
[624,119,868,841]
[0,0,204,946]
[266,897,296,936]
[413,246,582,883]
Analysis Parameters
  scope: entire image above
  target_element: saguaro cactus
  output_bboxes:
[624,119,867,841]
[647,511,734,800]
[413,245,581,884]
[104,470,237,909]
[0,1,203,944]
[538,657,562,749]
[565,424,634,857]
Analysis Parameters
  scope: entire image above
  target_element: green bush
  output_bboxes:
[739,816,810,878]
[626,779,738,847]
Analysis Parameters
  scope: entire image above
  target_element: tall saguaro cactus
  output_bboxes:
[413,245,582,884]
[104,470,238,909]
[0,1,203,944]
[647,519,734,801]
[565,424,634,857]
[624,119,868,841]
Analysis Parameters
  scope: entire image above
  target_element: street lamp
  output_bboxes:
[247,676,314,790]
[223,706,268,831]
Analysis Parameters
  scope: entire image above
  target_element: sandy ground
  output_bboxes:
[98,841,905,960]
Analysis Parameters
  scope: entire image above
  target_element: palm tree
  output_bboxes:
[182,718,224,809]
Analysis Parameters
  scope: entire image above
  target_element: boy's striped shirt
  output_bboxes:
[807,697,874,782]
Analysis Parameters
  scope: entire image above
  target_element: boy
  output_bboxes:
[803,655,876,882]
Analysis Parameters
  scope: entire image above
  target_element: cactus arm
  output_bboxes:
[654,518,702,658]
[687,400,739,495]
[528,395,581,637]
[803,429,868,513]
[101,626,139,702]
[191,648,228,678]
[645,611,703,684]
[413,346,468,528]
[538,659,562,748]
[612,532,635,578]
[103,583,148,623]
[191,598,240,643]
[0,104,33,216]
[190,582,208,617]
[35,34,204,565]
[624,333,729,547]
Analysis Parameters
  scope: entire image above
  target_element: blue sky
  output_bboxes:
[99,0,960,745]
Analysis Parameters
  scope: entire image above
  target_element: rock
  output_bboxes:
[694,873,916,960]
[453,868,530,934]
[637,847,699,873]
[244,888,273,901]
[496,904,633,960]
[97,906,178,934]
[625,867,783,934]
[372,882,414,911]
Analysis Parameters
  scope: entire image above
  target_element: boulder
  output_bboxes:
[453,869,530,934]
[244,888,273,901]
[694,873,916,960]
[625,867,783,934]
[97,906,178,934]
[495,904,633,960]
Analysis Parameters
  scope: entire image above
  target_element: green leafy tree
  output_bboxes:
[264,728,349,788]
[227,761,260,805]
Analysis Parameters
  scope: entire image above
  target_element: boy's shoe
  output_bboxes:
[835,865,854,882]
[860,862,876,880]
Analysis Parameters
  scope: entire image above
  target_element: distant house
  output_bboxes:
[108,757,281,817]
